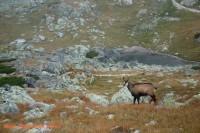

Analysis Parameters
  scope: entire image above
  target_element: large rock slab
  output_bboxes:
[110,87,133,105]
[85,93,109,106]
[0,85,35,104]
[158,92,177,108]
[0,85,35,114]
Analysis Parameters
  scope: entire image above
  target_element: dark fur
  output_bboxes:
[123,77,157,104]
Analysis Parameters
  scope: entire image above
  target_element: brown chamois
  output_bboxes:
[123,77,157,104]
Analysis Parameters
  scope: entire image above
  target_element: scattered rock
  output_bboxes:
[66,85,87,92]
[60,111,67,117]
[85,93,109,106]
[115,0,133,6]
[110,87,133,105]
[175,93,200,107]
[136,9,148,18]
[107,114,115,120]
[158,92,177,108]
[44,62,68,75]
[0,85,35,104]
[182,0,198,7]
[25,128,40,133]
[111,126,128,133]
[32,35,45,42]
[145,120,157,126]
[55,32,64,38]
[156,72,164,77]
[85,107,99,115]
[23,108,45,120]
[10,39,26,46]
[177,78,198,87]
[71,97,84,104]
[0,101,20,114]
[107,80,113,83]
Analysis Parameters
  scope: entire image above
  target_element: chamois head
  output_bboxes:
[123,77,129,86]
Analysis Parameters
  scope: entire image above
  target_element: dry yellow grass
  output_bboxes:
[1,69,200,133]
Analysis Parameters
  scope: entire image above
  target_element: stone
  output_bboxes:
[30,102,54,112]
[44,62,68,75]
[107,80,113,83]
[0,85,35,104]
[156,72,164,77]
[85,107,99,115]
[145,120,157,126]
[158,92,177,108]
[175,93,200,107]
[66,85,87,92]
[25,128,40,133]
[85,93,109,106]
[136,9,148,18]
[23,76,38,87]
[111,126,127,133]
[107,114,115,119]
[10,39,26,46]
[55,32,64,38]
[115,0,133,6]
[0,101,19,114]
[71,97,84,104]
[32,35,45,42]
[60,111,67,117]
[23,108,46,120]
[182,0,198,7]
[110,87,133,105]
[49,2,72,17]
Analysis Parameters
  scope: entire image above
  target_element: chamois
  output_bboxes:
[123,77,157,104]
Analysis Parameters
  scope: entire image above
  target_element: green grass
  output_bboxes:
[26,74,40,80]
[0,64,16,74]
[0,58,16,63]
[191,66,200,71]
[0,68,16,74]
[86,50,99,59]
[159,0,177,16]
[0,77,25,87]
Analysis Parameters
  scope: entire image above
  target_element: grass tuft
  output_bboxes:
[86,50,99,59]
[0,77,25,87]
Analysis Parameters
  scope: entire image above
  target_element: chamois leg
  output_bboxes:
[133,97,137,104]
[137,97,140,104]
[150,95,156,104]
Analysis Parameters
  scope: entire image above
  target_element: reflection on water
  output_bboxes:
[99,48,198,67]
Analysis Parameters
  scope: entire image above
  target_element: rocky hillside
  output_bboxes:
[0,0,200,61]
[0,0,200,133]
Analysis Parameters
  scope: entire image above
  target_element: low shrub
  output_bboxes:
[86,50,99,58]
[0,77,25,87]
[0,64,16,74]
[0,58,16,63]
[191,66,200,71]
[194,32,200,40]
[0,68,16,74]
[26,74,40,80]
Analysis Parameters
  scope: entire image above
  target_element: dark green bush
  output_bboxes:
[86,50,99,59]
[0,58,16,63]
[26,74,40,80]
[194,33,200,40]
[0,64,7,69]
[0,64,16,74]
[191,66,200,71]
[0,77,25,87]
[0,68,16,74]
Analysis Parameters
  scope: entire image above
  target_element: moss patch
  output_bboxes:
[86,50,99,59]
[0,64,16,74]
[0,77,25,87]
